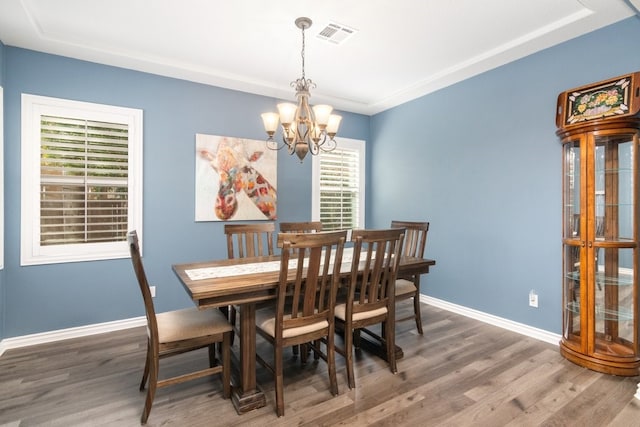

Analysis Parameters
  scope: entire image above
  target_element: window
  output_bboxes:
[312,137,365,231]
[21,94,143,265]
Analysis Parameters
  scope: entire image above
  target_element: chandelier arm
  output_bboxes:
[309,142,319,156]
[316,132,327,148]
[266,136,286,151]
[320,138,338,153]
[319,136,337,152]
[287,138,297,155]
[314,132,328,147]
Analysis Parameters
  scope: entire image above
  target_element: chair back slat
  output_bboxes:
[224,222,275,259]
[276,231,347,338]
[349,228,405,313]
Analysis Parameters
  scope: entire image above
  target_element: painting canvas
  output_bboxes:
[195,134,277,221]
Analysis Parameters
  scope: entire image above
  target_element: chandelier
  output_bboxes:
[261,17,342,162]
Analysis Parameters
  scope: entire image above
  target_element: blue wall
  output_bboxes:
[1,39,5,341]
[0,47,369,338]
[369,17,640,333]
[1,17,639,339]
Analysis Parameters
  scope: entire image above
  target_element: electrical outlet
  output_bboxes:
[150,285,156,298]
[529,290,538,308]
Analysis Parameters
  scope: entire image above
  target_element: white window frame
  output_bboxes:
[21,94,143,266]
[312,137,366,231]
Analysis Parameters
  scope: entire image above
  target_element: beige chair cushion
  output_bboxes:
[256,308,328,339]
[156,307,232,344]
[395,278,418,296]
[334,302,387,321]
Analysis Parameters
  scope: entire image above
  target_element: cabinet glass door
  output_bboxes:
[591,133,637,357]
[562,139,582,348]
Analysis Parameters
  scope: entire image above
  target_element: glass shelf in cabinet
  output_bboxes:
[566,301,580,315]
[595,167,633,173]
[594,203,633,208]
[595,271,634,287]
[566,302,634,321]
[565,271,580,281]
[566,271,633,286]
[595,305,634,321]
[593,237,635,242]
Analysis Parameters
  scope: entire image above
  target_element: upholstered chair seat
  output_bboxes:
[156,308,231,344]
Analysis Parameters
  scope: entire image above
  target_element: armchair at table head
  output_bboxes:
[127,230,232,424]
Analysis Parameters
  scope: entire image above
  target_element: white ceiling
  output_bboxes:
[0,0,637,115]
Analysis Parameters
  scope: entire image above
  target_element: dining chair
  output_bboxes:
[127,230,232,424]
[334,228,405,389]
[278,221,323,232]
[223,222,276,333]
[224,222,276,259]
[278,221,323,251]
[390,220,430,334]
[278,221,324,358]
[255,230,347,416]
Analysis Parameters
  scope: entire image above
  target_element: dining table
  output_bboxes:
[172,248,435,414]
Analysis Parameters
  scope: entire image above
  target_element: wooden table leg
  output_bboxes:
[231,302,266,414]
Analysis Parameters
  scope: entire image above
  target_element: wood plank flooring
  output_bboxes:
[1,303,639,426]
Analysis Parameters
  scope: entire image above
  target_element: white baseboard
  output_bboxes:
[0,298,562,357]
[421,295,562,346]
[0,316,146,357]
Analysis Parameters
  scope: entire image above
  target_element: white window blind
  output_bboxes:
[319,150,360,230]
[40,115,129,245]
[313,138,365,231]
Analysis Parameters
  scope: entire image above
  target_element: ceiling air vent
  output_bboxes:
[316,21,357,45]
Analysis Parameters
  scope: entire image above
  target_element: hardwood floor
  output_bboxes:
[1,303,639,426]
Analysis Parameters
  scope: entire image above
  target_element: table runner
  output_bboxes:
[185,248,356,281]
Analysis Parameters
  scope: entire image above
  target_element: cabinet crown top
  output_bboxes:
[556,71,640,130]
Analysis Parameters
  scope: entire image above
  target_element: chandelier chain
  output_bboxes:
[301,24,306,80]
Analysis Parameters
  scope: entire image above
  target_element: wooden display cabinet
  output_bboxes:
[556,71,640,375]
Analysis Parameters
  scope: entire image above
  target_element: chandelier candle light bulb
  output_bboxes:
[261,17,342,162]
